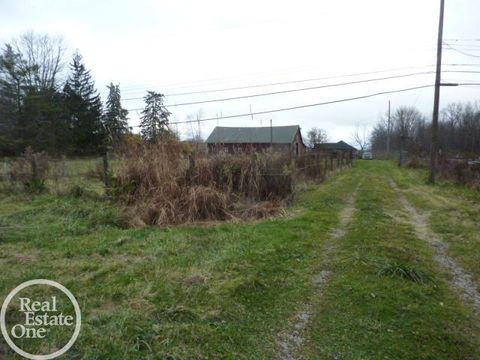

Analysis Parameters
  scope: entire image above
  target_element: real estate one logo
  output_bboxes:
[0,279,81,360]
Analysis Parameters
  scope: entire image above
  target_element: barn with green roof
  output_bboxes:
[205,125,306,155]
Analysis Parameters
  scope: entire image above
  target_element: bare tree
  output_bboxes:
[12,32,67,90]
[186,109,204,142]
[306,127,328,148]
[351,123,370,152]
[184,109,206,153]
[392,106,423,139]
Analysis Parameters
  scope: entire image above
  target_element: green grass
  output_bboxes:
[0,165,358,359]
[1,161,479,359]
[389,163,480,287]
[0,157,107,195]
[303,161,480,359]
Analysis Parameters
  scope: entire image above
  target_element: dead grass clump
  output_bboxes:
[135,185,230,225]
[439,158,480,189]
[114,142,233,225]
[112,141,298,225]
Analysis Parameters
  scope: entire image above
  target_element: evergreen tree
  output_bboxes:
[103,83,129,147]
[0,44,25,155]
[63,51,104,154]
[139,91,171,143]
[0,43,66,155]
[21,87,66,153]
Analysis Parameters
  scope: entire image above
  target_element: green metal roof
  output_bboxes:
[206,125,300,144]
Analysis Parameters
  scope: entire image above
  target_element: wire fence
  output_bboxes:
[0,150,353,195]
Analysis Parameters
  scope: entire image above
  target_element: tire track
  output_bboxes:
[276,187,359,360]
[390,179,480,315]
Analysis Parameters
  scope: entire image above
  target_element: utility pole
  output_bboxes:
[429,0,445,184]
[386,100,391,158]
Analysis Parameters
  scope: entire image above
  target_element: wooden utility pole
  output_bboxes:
[429,0,445,184]
[386,100,391,158]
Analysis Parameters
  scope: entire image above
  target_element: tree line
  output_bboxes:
[370,102,480,158]
[0,32,172,156]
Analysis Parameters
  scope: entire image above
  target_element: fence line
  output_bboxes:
[1,151,353,193]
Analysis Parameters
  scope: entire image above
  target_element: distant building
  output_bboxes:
[314,140,357,159]
[205,125,306,155]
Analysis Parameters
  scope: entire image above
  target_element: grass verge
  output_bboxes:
[0,166,357,359]
[303,161,480,360]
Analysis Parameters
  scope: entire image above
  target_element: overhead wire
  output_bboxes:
[119,70,480,109]
[112,63,480,98]
[443,43,480,58]
[127,84,436,126]
[165,83,480,125]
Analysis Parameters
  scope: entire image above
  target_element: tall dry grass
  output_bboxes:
[112,141,297,225]
[439,158,480,190]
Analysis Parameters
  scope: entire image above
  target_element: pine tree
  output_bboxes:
[63,51,104,154]
[0,44,24,155]
[140,91,171,143]
[0,44,65,155]
[103,83,129,147]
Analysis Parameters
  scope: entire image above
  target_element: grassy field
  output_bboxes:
[1,161,479,359]
[0,157,107,194]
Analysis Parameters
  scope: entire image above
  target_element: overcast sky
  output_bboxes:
[1,0,479,142]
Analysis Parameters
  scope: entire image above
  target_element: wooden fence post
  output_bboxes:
[31,154,38,181]
[291,156,297,193]
[61,155,66,177]
[2,159,8,181]
[103,152,109,188]
[188,154,196,185]
[250,153,257,198]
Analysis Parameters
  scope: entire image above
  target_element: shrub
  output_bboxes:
[439,157,480,189]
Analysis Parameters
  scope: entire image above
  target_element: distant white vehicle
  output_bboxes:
[362,151,373,160]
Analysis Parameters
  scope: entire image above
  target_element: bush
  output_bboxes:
[439,157,480,189]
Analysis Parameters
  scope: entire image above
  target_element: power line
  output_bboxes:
[445,46,480,51]
[119,66,480,101]
[443,43,480,51]
[101,65,319,94]
[126,82,480,128]
[120,70,480,109]
[100,64,453,97]
[456,82,480,86]
[443,43,480,58]
[168,83,480,125]
[99,63,372,95]
[21,69,480,103]
[151,65,440,98]
[127,84,434,126]
[124,71,437,105]
[444,38,480,42]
